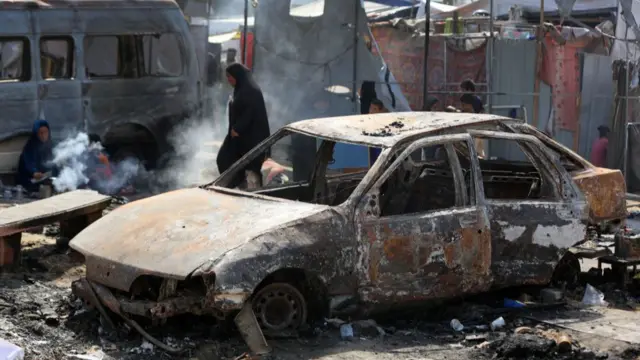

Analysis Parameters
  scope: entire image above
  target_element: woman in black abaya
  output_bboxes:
[216,63,271,188]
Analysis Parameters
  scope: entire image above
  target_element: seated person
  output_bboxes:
[84,135,113,191]
[17,120,54,193]
[83,136,135,195]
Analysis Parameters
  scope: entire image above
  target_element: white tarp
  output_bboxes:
[416,0,457,18]
[253,0,411,128]
[436,0,616,19]
[612,0,640,61]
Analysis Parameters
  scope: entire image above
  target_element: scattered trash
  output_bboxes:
[514,327,534,335]
[540,288,565,304]
[0,339,23,360]
[503,298,526,308]
[352,319,385,338]
[582,284,608,307]
[340,323,354,340]
[490,317,506,331]
[129,340,154,354]
[65,353,105,360]
[325,318,346,328]
[465,334,488,343]
[556,334,572,353]
[450,319,464,332]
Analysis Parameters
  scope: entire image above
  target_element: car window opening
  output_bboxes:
[461,136,558,201]
[217,131,378,206]
[377,141,471,217]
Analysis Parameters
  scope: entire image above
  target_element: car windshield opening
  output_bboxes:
[214,131,382,206]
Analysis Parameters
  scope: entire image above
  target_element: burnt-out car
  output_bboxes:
[69,112,623,345]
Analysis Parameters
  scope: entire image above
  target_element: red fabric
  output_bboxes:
[589,137,608,167]
[370,27,487,110]
[240,32,254,69]
[539,35,581,132]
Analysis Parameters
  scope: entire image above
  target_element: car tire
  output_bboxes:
[251,282,308,333]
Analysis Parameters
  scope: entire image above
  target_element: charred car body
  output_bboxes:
[70,112,625,344]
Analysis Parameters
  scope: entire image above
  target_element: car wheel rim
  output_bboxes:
[252,283,307,332]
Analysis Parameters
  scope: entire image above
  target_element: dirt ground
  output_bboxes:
[2,226,640,360]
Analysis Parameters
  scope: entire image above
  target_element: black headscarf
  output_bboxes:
[226,63,259,97]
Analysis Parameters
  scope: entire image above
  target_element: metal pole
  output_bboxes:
[422,0,431,110]
[532,0,544,128]
[443,37,448,107]
[624,123,630,183]
[352,0,359,114]
[487,0,494,114]
[242,0,248,64]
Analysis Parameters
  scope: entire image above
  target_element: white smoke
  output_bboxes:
[50,133,141,194]
[51,133,98,192]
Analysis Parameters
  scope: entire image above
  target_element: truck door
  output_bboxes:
[35,18,84,135]
[466,130,589,288]
[354,133,492,306]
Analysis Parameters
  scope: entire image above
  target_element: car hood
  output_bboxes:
[70,187,330,291]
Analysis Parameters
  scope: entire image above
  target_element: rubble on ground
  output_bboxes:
[1,204,640,359]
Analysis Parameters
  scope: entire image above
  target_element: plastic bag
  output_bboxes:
[0,338,24,360]
[581,284,608,307]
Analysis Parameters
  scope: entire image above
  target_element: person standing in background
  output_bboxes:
[367,98,387,166]
[359,40,377,115]
[590,125,610,167]
[369,98,387,114]
[460,93,486,158]
[216,63,271,188]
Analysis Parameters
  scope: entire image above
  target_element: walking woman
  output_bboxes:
[216,63,271,188]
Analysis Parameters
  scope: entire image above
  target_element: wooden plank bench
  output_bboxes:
[0,190,112,268]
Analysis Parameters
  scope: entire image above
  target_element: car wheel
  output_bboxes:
[252,282,308,332]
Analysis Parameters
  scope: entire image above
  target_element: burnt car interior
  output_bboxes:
[499,123,586,172]
[218,126,564,212]
[378,143,465,217]
[375,135,560,218]
[457,136,557,201]
[221,132,375,206]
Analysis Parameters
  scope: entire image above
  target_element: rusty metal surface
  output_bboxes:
[0,190,111,237]
[72,116,608,326]
[572,167,627,223]
[489,201,588,287]
[72,277,247,322]
[70,187,340,292]
[500,123,626,225]
[287,112,515,147]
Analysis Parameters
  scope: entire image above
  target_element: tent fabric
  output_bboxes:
[436,0,616,19]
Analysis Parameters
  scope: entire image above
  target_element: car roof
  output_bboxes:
[286,111,522,148]
[0,0,178,9]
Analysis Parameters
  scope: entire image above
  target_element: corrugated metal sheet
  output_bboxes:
[488,39,538,161]
[577,53,614,158]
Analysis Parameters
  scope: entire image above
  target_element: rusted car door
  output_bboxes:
[354,133,492,306]
[466,130,588,288]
